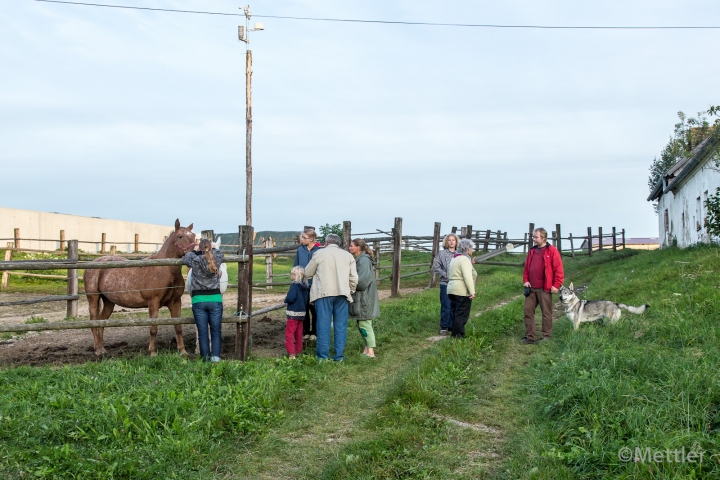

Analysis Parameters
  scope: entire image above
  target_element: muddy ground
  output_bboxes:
[0,288,424,367]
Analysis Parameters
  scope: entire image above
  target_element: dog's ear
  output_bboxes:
[569,282,574,291]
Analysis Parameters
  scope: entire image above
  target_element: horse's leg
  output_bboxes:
[148,300,161,356]
[87,294,105,356]
[169,300,187,355]
[97,296,115,355]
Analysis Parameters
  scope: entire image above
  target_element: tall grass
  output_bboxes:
[0,355,308,479]
[503,245,720,478]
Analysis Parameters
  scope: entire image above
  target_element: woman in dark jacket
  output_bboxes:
[183,238,225,362]
[348,238,380,358]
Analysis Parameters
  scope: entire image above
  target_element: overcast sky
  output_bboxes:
[2,0,719,238]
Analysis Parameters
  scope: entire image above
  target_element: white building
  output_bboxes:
[0,207,174,253]
[647,135,720,247]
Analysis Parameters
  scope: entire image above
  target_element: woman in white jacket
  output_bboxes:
[447,238,477,338]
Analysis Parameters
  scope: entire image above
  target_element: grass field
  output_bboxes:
[2,245,717,478]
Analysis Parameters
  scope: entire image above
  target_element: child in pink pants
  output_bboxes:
[284,266,310,358]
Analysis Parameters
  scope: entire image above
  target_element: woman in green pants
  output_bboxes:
[348,238,380,358]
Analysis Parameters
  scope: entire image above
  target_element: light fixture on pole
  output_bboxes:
[238,5,264,226]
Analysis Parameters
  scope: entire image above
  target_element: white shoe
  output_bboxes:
[309,335,317,341]
[211,356,221,363]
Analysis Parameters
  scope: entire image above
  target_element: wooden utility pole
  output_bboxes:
[245,48,253,226]
[236,225,254,360]
[239,6,264,226]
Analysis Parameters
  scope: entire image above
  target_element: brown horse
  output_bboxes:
[84,219,196,356]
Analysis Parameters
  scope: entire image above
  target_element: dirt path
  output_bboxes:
[0,288,425,367]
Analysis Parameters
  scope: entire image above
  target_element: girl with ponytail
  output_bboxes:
[348,238,380,358]
[183,238,225,362]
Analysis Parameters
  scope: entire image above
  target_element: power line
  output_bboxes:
[33,0,720,30]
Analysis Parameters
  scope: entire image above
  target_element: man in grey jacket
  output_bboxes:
[304,234,358,361]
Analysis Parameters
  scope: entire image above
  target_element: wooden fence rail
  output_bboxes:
[0,315,248,334]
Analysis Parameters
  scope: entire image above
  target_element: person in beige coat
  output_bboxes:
[304,234,358,361]
[447,238,477,338]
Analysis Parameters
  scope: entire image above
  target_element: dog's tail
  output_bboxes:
[617,303,650,314]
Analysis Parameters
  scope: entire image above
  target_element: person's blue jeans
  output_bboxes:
[314,296,349,361]
[191,301,223,361]
[440,284,453,330]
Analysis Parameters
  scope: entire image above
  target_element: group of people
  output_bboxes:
[431,227,563,343]
[286,229,379,361]
[184,225,564,363]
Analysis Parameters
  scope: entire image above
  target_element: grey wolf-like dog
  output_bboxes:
[558,283,649,330]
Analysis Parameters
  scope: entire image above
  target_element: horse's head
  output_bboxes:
[172,219,196,257]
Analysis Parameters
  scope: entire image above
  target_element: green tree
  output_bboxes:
[704,187,720,239]
[649,111,715,212]
[317,223,342,244]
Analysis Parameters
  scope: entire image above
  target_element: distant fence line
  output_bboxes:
[0,219,626,361]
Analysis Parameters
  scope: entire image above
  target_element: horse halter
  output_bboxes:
[174,233,197,255]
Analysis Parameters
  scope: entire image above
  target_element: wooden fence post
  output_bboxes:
[473,230,480,251]
[66,240,78,318]
[101,233,107,253]
[342,221,351,250]
[598,227,603,251]
[265,237,273,289]
[2,243,13,289]
[587,227,593,256]
[60,230,65,251]
[430,222,441,288]
[569,233,575,258]
[622,229,626,249]
[134,234,139,253]
[556,224,562,253]
[612,227,617,252]
[523,233,527,254]
[14,228,20,249]
[451,226,457,234]
[495,230,502,250]
[484,230,491,252]
[109,245,117,255]
[373,240,380,279]
[391,217,402,297]
[528,223,535,252]
[236,225,254,361]
[466,225,472,239]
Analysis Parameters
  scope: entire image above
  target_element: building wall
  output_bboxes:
[0,207,174,253]
[657,165,720,248]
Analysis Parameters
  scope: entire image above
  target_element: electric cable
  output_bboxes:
[33,0,720,30]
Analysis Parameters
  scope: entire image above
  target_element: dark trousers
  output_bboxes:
[524,289,553,341]
[439,284,453,330]
[449,294,472,338]
[303,303,317,336]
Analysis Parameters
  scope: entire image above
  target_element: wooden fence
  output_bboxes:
[0,219,625,361]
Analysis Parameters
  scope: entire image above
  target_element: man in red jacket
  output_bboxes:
[522,228,564,344]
